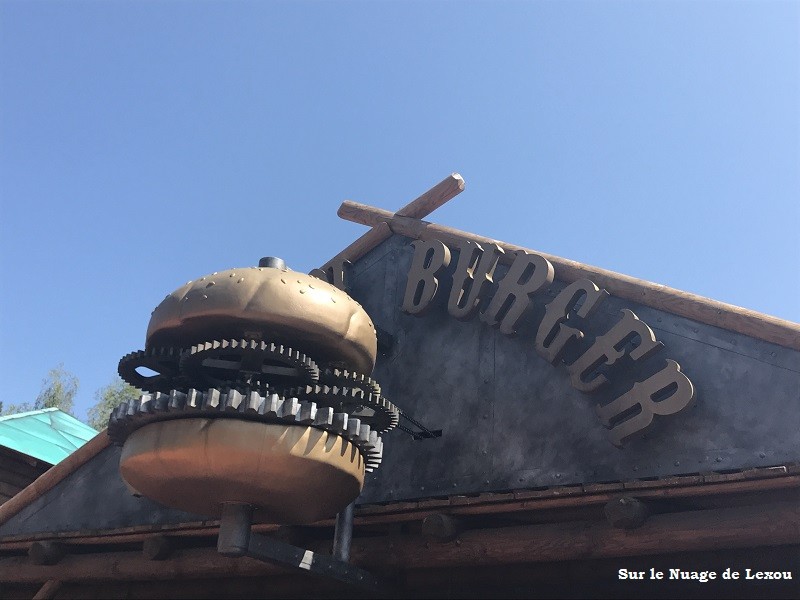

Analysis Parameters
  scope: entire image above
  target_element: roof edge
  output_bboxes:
[0,429,110,527]
[0,407,60,422]
[336,201,800,351]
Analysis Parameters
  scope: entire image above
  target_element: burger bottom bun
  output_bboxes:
[120,418,365,524]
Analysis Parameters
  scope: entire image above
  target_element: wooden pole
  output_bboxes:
[318,173,465,273]
[336,200,800,351]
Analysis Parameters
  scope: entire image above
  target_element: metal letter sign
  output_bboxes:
[567,309,664,393]
[480,251,554,335]
[401,240,451,315]
[535,279,609,364]
[447,241,502,321]
[596,360,695,447]
[401,238,695,447]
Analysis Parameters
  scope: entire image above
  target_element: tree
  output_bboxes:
[34,364,79,415]
[0,400,32,416]
[88,376,141,431]
[0,364,79,417]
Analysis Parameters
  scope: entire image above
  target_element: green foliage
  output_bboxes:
[0,365,140,432]
[88,376,141,431]
[34,364,79,415]
[0,400,32,415]
[0,364,79,417]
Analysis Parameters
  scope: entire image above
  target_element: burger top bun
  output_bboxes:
[145,265,378,374]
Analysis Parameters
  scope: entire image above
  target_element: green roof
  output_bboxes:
[0,408,98,465]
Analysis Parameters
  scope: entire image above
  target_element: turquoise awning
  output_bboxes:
[0,408,98,465]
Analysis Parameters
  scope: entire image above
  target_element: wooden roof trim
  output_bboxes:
[337,200,800,351]
[0,431,110,527]
[318,173,465,273]
[1,465,796,549]
[3,500,799,584]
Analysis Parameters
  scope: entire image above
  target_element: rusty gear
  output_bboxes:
[319,368,381,396]
[108,388,383,472]
[179,339,320,391]
[290,384,399,434]
[118,348,187,393]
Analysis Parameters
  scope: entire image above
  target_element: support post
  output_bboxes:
[215,500,386,593]
[217,502,253,558]
[332,501,355,562]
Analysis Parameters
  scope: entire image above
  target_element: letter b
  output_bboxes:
[401,239,452,315]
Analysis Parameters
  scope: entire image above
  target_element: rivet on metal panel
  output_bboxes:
[674,461,680,466]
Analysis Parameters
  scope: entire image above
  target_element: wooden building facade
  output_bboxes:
[0,175,798,599]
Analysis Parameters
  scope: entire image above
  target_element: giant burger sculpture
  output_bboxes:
[108,257,398,524]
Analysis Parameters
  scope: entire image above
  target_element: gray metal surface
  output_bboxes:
[0,445,203,537]
[354,234,800,503]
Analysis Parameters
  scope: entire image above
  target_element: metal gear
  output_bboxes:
[108,388,383,472]
[319,368,381,396]
[289,384,399,434]
[179,339,320,392]
[118,347,187,393]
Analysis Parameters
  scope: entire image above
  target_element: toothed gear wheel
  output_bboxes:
[289,384,399,434]
[179,339,320,391]
[107,389,383,472]
[319,368,381,396]
[118,348,187,393]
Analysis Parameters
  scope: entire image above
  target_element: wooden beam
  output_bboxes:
[421,514,463,542]
[32,579,62,600]
[0,432,110,527]
[336,201,800,351]
[29,541,65,565]
[318,173,465,272]
[603,497,649,529]
[0,473,797,552]
[142,535,172,561]
[394,173,465,219]
[3,501,798,583]
[2,545,285,584]
[348,500,800,569]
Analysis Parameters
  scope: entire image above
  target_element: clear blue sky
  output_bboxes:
[1,1,798,423]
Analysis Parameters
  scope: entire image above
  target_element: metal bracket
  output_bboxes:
[217,502,387,595]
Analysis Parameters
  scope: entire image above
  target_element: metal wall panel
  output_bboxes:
[354,234,800,503]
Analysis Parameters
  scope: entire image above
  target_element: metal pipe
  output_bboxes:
[332,501,355,562]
